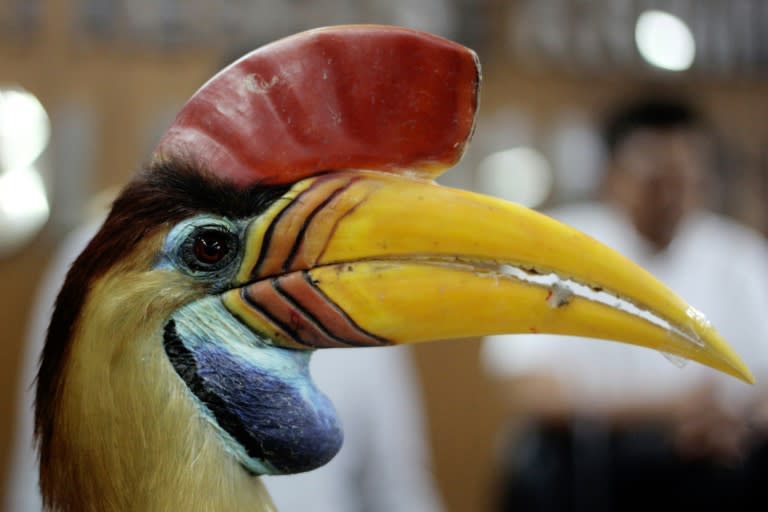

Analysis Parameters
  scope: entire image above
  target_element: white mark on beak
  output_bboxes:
[546,282,574,309]
[492,263,705,364]
[686,305,711,329]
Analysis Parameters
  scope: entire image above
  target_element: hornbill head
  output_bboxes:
[35,25,752,510]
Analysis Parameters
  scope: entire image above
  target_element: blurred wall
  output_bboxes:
[0,0,220,505]
[1,1,766,511]
[414,61,768,512]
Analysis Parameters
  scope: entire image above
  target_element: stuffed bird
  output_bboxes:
[35,25,752,512]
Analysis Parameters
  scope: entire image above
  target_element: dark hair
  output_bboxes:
[603,98,701,156]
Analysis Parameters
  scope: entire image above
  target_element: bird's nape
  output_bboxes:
[34,24,752,512]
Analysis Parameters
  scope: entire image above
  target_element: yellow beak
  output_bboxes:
[222,170,753,384]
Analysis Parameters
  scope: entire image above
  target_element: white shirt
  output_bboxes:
[482,203,768,412]
[4,219,442,512]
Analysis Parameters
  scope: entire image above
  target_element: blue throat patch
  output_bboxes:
[163,296,343,475]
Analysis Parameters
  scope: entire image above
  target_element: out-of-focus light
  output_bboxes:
[0,87,51,170]
[635,10,695,71]
[0,86,51,256]
[549,112,605,200]
[0,166,50,256]
[476,147,552,208]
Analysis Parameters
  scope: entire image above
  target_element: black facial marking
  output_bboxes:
[36,159,290,472]
[162,320,261,462]
[162,319,342,474]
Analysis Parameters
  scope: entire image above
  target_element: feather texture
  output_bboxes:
[36,162,288,511]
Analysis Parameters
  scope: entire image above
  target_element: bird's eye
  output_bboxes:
[194,231,230,264]
[180,225,239,273]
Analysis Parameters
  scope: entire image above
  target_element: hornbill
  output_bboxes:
[35,25,752,511]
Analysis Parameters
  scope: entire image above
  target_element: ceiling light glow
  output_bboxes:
[476,147,553,208]
[0,88,51,170]
[635,10,696,71]
[0,166,50,255]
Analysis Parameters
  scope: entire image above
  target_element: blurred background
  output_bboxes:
[0,1,766,511]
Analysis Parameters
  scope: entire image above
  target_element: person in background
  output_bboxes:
[5,212,443,512]
[483,98,768,512]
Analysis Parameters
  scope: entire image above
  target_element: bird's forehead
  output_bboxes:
[153,25,479,187]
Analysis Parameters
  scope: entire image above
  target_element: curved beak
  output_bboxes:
[222,170,753,384]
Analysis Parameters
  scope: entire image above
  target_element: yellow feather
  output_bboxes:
[44,231,276,511]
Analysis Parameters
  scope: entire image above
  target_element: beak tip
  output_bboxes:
[721,355,755,384]
[739,367,756,385]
